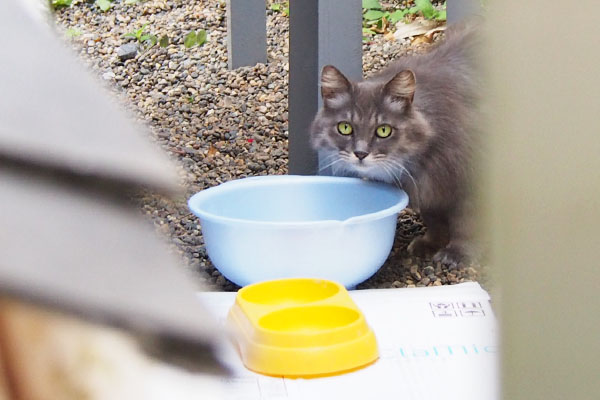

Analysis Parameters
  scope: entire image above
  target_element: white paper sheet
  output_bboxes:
[196,282,499,400]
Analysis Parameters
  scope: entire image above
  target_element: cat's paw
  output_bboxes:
[433,244,469,269]
[407,236,440,258]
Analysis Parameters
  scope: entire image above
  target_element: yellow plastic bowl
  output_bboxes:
[227,278,378,377]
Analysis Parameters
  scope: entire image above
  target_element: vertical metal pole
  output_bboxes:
[317,0,363,83]
[227,0,267,69]
[288,0,362,175]
[447,0,482,24]
[288,0,319,175]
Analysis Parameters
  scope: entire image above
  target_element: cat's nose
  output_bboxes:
[354,151,369,160]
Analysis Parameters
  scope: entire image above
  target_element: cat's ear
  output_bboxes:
[321,65,352,108]
[384,70,416,105]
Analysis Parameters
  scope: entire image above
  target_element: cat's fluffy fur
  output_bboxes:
[310,21,482,267]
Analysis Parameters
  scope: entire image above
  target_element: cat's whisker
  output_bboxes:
[323,152,339,161]
[378,161,403,189]
[318,157,344,172]
[318,152,344,168]
[384,159,421,208]
[386,164,404,189]
[319,153,338,164]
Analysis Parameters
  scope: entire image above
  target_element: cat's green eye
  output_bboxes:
[337,121,353,136]
[375,124,393,138]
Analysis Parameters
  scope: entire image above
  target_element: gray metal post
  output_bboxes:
[226,0,267,69]
[447,0,482,24]
[288,0,362,175]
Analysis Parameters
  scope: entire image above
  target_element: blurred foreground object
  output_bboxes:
[485,1,600,399]
[0,1,224,396]
[0,300,152,400]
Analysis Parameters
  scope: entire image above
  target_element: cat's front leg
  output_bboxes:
[432,208,477,268]
[407,209,450,258]
[407,234,442,258]
[433,242,471,268]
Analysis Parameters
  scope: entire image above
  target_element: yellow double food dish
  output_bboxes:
[227,278,379,377]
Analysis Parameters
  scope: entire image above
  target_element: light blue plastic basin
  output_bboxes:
[188,175,408,288]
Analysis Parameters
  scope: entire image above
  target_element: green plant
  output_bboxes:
[184,30,207,48]
[362,0,408,38]
[65,28,82,38]
[362,0,446,40]
[50,0,73,10]
[409,0,446,21]
[270,1,289,17]
[363,0,410,24]
[159,35,169,48]
[95,0,113,12]
[122,23,161,49]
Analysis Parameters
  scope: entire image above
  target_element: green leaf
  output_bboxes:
[122,32,137,39]
[159,35,169,48]
[362,27,376,42]
[137,23,149,35]
[95,0,113,12]
[271,2,289,16]
[140,34,157,47]
[407,6,420,14]
[362,0,382,10]
[415,0,435,19]
[363,9,385,21]
[146,34,158,47]
[196,29,207,46]
[388,9,407,24]
[362,27,376,36]
[184,31,197,48]
[435,9,447,21]
[51,0,73,9]
[65,28,82,38]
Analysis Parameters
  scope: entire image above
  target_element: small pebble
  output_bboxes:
[116,42,139,61]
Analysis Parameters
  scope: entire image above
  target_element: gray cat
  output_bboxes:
[310,21,482,267]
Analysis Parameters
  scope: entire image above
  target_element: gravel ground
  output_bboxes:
[54,0,484,291]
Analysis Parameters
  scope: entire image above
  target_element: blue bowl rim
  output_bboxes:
[187,175,409,228]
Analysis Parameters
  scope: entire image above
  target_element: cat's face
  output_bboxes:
[311,66,432,184]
